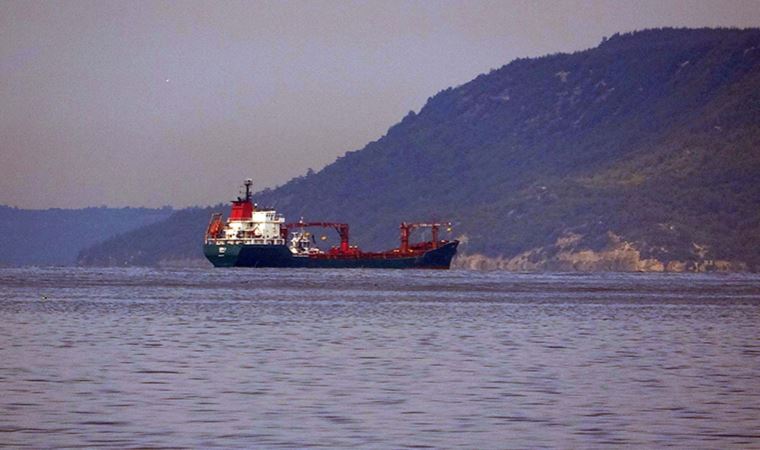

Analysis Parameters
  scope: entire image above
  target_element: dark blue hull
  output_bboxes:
[203,241,458,269]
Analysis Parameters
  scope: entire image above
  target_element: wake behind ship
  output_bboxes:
[203,179,458,269]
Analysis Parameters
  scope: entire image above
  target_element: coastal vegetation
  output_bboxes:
[74,28,760,270]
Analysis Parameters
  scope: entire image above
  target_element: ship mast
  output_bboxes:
[243,178,253,202]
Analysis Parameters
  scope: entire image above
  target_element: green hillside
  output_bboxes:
[79,28,760,271]
[76,207,219,266]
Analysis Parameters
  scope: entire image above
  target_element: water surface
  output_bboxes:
[1,268,759,448]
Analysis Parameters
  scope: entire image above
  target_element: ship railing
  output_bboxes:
[206,238,285,246]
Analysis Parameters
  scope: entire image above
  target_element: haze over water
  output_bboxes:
[1,267,759,448]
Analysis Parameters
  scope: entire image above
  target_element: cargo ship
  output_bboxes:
[203,179,458,269]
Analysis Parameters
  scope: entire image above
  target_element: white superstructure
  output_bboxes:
[218,209,286,245]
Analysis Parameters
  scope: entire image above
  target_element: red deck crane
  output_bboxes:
[399,222,451,253]
[284,221,351,253]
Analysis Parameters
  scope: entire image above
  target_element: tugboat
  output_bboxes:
[203,179,459,269]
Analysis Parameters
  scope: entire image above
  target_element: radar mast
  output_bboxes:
[242,178,253,202]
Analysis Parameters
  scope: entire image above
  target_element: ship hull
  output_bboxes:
[203,241,459,269]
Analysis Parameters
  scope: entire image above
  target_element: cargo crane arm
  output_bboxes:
[399,222,452,252]
[283,221,350,253]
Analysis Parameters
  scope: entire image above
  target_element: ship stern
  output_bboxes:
[203,243,241,267]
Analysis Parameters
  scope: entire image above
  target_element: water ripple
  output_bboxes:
[1,267,759,448]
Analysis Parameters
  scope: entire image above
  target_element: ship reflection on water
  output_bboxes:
[1,267,759,448]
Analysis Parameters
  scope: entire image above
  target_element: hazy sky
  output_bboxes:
[2,0,759,208]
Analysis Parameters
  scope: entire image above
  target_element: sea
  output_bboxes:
[1,267,759,448]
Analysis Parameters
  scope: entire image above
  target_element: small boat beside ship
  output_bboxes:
[203,179,458,269]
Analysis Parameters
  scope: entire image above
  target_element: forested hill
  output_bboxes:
[79,28,760,271]
[0,206,172,266]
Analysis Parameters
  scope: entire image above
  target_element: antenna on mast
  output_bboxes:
[244,178,253,201]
